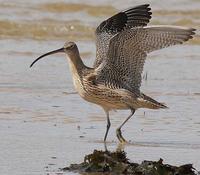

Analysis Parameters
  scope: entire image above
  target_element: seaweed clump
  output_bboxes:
[62,149,198,175]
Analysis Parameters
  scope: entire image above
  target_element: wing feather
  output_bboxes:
[94,4,152,68]
[96,26,195,93]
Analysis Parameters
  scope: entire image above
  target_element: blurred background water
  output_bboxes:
[0,0,200,175]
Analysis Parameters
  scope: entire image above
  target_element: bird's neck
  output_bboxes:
[67,52,90,96]
[67,52,87,77]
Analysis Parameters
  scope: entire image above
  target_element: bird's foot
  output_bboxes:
[116,128,128,144]
[116,142,126,152]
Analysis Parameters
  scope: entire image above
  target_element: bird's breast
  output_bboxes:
[71,73,86,98]
[70,71,134,111]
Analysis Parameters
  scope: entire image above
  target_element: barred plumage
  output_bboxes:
[31,4,195,144]
[96,26,195,93]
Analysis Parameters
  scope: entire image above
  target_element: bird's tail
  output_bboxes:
[137,93,168,109]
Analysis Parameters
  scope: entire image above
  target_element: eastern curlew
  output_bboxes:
[30,4,195,143]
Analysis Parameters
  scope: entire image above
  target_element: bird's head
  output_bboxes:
[63,41,77,53]
[30,41,78,67]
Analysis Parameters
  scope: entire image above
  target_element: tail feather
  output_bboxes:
[138,93,168,109]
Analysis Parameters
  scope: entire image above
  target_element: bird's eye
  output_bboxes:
[69,44,74,48]
[67,44,74,49]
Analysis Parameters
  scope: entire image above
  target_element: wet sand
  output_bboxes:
[0,0,200,174]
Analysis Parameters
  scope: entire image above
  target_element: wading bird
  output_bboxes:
[30,4,195,143]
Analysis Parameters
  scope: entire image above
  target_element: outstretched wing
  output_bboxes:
[94,4,152,68]
[96,26,195,93]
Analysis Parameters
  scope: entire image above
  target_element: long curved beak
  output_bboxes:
[30,48,64,67]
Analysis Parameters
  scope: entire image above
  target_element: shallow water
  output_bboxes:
[0,0,200,175]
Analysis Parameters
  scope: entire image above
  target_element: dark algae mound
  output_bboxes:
[62,150,199,175]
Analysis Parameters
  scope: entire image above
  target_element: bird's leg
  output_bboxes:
[116,109,135,143]
[103,110,111,143]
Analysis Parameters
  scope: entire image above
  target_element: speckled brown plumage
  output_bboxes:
[31,4,196,144]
